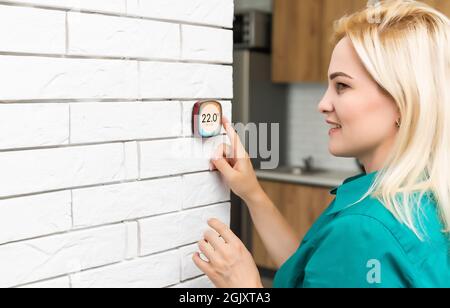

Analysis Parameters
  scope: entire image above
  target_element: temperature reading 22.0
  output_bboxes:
[202,113,219,123]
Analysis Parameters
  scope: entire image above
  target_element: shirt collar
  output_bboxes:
[327,170,379,215]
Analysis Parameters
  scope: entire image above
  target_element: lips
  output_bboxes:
[326,120,342,129]
[329,126,341,135]
[327,120,342,136]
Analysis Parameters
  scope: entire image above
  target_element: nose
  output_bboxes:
[317,88,334,114]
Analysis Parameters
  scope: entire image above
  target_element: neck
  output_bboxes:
[358,139,396,174]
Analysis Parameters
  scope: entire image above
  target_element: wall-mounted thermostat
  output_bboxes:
[192,100,223,138]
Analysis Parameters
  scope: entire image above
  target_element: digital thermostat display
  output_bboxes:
[192,100,223,138]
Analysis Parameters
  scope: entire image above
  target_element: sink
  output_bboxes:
[264,166,329,176]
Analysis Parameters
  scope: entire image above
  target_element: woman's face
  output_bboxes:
[318,37,400,165]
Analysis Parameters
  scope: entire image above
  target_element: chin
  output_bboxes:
[328,145,352,157]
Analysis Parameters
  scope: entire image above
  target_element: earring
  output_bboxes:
[395,118,401,128]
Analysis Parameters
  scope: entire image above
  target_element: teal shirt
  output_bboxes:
[273,170,450,288]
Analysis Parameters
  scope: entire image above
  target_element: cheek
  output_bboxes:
[334,95,396,146]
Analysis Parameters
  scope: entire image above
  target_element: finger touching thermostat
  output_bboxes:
[192,100,223,138]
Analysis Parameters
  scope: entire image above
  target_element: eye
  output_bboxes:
[335,82,349,92]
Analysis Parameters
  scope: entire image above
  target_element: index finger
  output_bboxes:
[222,116,246,160]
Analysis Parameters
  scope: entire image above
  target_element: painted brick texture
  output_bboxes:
[0,0,233,288]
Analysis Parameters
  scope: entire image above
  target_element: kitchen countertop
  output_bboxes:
[255,168,360,188]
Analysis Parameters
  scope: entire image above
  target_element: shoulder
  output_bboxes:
[330,193,447,263]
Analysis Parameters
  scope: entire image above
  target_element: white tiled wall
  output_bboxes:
[287,84,360,172]
[0,0,234,288]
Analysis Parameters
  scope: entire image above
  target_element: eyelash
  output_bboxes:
[335,82,349,92]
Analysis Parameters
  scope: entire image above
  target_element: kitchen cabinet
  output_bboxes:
[272,0,450,83]
[251,180,335,270]
[424,0,450,16]
[272,0,365,83]
[272,0,322,82]
[320,0,369,81]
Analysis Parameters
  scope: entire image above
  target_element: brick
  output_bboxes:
[0,56,138,100]
[179,244,203,281]
[0,224,127,288]
[124,221,138,260]
[124,141,139,180]
[72,177,182,227]
[0,191,71,245]
[139,202,231,256]
[68,12,180,59]
[70,102,182,143]
[71,250,180,288]
[139,62,233,99]
[139,135,229,178]
[181,25,233,63]
[0,5,65,54]
[173,275,214,288]
[127,0,234,28]
[182,172,230,209]
[0,0,127,14]
[0,143,137,198]
[19,276,71,288]
[0,103,69,150]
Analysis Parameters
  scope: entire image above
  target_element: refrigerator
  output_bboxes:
[230,48,288,249]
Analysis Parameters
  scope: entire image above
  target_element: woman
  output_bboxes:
[193,0,450,288]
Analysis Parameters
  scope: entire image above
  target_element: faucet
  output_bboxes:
[302,156,314,172]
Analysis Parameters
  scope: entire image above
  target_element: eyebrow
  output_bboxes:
[329,72,353,80]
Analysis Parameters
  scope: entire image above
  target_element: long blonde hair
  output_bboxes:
[332,0,450,239]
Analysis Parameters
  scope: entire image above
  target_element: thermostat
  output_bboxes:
[192,100,223,138]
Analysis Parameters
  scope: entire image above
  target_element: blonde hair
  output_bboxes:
[332,0,450,239]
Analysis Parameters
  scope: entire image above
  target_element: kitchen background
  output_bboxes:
[232,0,450,287]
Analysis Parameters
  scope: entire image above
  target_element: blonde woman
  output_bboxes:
[193,0,450,288]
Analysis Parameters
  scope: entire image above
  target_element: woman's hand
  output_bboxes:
[211,117,263,203]
[193,218,263,288]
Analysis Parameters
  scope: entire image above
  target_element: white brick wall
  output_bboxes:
[71,250,181,288]
[20,276,72,288]
[67,12,181,59]
[0,103,69,149]
[139,203,230,256]
[0,0,233,288]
